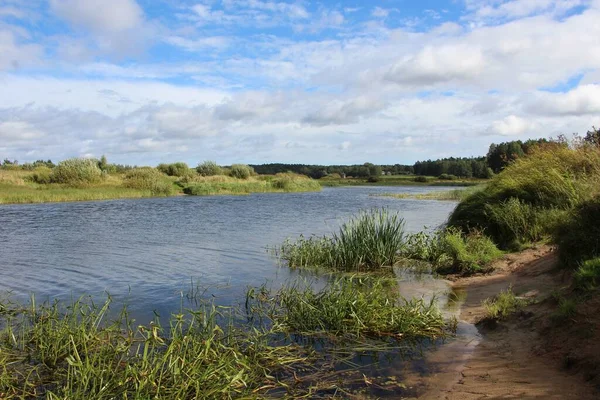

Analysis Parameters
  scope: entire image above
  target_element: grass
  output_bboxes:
[182,173,321,196]
[555,196,600,268]
[320,174,485,187]
[482,287,527,319]
[276,208,405,272]
[0,296,316,399]
[377,185,484,201]
[448,145,600,250]
[402,229,503,275]
[574,258,600,292]
[247,276,451,339]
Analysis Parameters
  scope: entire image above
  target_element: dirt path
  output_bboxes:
[413,246,599,399]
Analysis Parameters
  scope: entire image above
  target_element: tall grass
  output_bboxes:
[482,286,527,319]
[449,145,600,249]
[277,209,405,272]
[555,195,600,268]
[377,185,484,201]
[183,174,320,196]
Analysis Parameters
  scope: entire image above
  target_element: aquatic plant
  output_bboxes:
[277,208,406,272]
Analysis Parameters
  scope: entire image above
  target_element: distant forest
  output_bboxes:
[251,138,556,179]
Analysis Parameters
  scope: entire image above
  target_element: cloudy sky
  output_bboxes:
[1,0,599,166]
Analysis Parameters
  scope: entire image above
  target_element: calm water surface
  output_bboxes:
[0,186,457,320]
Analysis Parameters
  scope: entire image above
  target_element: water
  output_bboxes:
[0,186,456,320]
[0,186,475,397]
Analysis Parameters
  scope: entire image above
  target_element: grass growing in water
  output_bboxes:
[277,208,405,272]
[248,276,451,339]
[182,174,320,196]
[377,186,484,202]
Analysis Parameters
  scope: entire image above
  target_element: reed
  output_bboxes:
[277,208,405,272]
[377,185,484,201]
[183,174,321,196]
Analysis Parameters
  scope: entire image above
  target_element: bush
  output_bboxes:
[367,175,380,183]
[196,161,222,176]
[27,166,53,184]
[413,176,428,183]
[270,173,321,192]
[229,164,254,179]
[50,158,103,185]
[555,196,600,268]
[123,168,175,196]
[157,162,190,177]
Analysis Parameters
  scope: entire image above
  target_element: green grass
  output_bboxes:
[276,208,405,272]
[246,276,452,339]
[320,174,485,187]
[574,258,600,291]
[555,196,600,268]
[449,145,600,250]
[482,287,527,319]
[0,296,315,399]
[402,228,503,275]
[377,185,484,201]
[183,174,321,196]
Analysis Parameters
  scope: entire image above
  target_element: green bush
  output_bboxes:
[438,174,457,180]
[49,158,103,185]
[196,161,222,176]
[157,162,190,177]
[229,164,254,179]
[123,168,175,196]
[27,166,53,184]
[413,176,428,183]
[555,196,600,268]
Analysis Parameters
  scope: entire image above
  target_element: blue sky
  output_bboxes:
[0,0,599,166]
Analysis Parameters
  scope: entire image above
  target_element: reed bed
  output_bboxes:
[183,174,321,196]
[377,185,484,202]
[276,209,405,272]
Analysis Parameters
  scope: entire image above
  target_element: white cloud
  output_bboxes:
[0,30,43,70]
[164,35,230,52]
[489,115,535,136]
[528,84,600,116]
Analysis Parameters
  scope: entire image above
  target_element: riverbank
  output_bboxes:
[320,174,485,187]
[416,245,599,399]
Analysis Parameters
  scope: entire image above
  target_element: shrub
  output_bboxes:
[367,175,380,183]
[27,166,53,184]
[49,158,103,185]
[229,164,254,179]
[123,168,175,196]
[413,176,428,183]
[157,162,190,177]
[196,161,222,176]
[270,173,321,192]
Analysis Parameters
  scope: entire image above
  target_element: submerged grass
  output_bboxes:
[277,208,405,272]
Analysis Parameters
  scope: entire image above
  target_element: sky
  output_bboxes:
[0,0,599,166]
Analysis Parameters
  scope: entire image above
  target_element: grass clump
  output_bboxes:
[269,173,322,192]
[403,229,503,275]
[574,258,600,291]
[49,158,103,185]
[123,168,175,196]
[248,276,450,339]
[482,287,527,319]
[182,174,321,196]
[277,208,405,272]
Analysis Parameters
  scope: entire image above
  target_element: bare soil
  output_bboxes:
[412,245,600,399]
